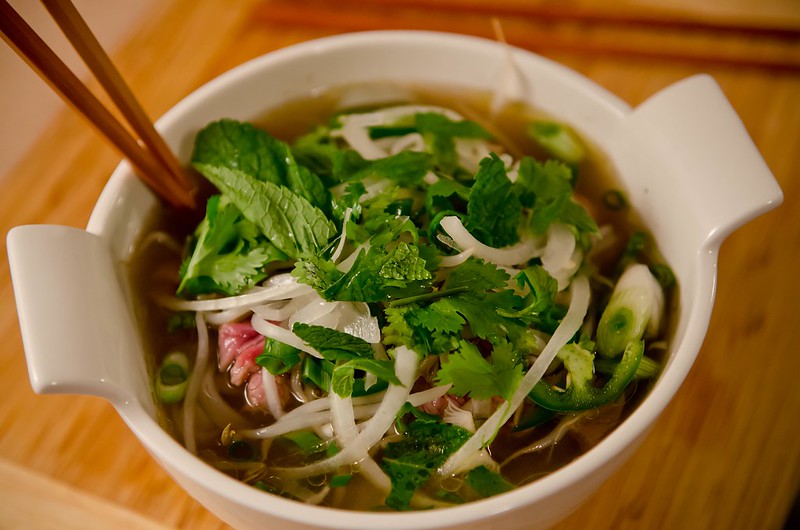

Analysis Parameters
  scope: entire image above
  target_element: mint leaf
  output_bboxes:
[464,466,515,498]
[312,242,432,303]
[194,120,331,213]
[465,154,522,247]
[381,419,471,510]
[292,323,375,359]
[193,163,336,258]
[292,323,400,396]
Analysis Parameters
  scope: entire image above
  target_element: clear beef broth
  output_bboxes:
[128,83,672,510]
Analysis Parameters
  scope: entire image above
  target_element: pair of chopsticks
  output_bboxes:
[0,0,196,209]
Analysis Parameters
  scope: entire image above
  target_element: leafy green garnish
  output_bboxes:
[465,154,522,247]
[255,338,301,375]
[515,158,598,236]
[414,112,492,174]
[192,163,336,259]
[381,419,471,510]
[294,242,432,303]
[178,195,288,296]
[435,340,523,401]
[292,323,399,396]
[464,465,515,498]
[193,119,331,214]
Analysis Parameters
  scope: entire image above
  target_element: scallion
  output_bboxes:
[155,351,190,404]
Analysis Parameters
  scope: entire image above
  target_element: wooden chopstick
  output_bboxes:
[0,0,196,209]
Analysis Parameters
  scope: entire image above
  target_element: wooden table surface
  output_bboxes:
[1,1,798,528]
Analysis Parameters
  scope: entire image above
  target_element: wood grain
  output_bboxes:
[1,0,798,528]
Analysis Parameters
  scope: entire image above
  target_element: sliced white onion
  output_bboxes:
[289,296,340,329]
[440,216,544,266]
[438,275,590,476]
[337,242,369,273]
[330,392,392,493]
[439,248,475,268]
[156,273,313,312]
[204,306,253,327]
[541,223,582,291]
[389,132,425,155]
[261,367,285,419]
[330,207,353,263]
[250,315,323,359]
[333,105,464,160]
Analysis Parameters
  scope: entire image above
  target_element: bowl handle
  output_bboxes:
[7,225,144,403]
[626,74,783,246]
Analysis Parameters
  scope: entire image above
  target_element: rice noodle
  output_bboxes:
[274,346,419,479]
[198,366,249,428]
[440,216,544,266]
[183,312,210,454]
[437,275,590,476]
[156,273,313,312]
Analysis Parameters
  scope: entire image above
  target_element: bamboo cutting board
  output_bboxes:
[1,0,798,529]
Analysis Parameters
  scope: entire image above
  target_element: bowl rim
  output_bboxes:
[96,29,717,529]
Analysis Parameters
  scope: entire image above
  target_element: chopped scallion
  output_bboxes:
[155,351,190,404]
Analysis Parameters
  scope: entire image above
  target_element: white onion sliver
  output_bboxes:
[156,278,313,312]
[204,306,253,327]
[250,315,323,359]
[275,346,419,479]
[438,276,590,476]
[440,216,543,266]
[439,248,475,268]
[330,207,353,263]
[330,392,392,492]
[261,367,285,419]
[541,223,576,274]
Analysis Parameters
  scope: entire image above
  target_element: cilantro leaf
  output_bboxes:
[381,419,471,510]
[443,257,510,293]
[178,195,288,296]
[465,154,522,247]
[435,340,523,400]
[515,157,598,236]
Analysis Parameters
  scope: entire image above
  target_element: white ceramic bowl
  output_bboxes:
[7,31,782,530]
